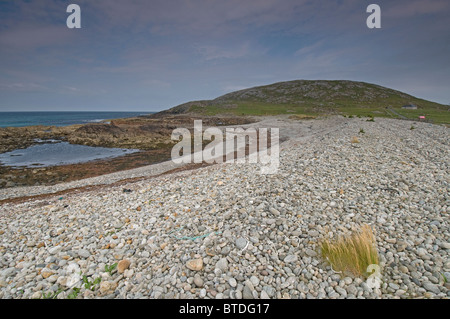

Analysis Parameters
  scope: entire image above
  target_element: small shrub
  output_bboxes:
[42,288,63,299]
[82,275,101,291]
[359,128,365,134]
[320,224,379,278]
[67,287,81,299]
[105,263,118,275]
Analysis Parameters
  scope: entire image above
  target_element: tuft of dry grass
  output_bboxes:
[350,136,360,143]
[288,114,317,120]
[320,224,379,278]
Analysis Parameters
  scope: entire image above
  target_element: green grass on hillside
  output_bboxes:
[393,108,450,124]
[190,101,319,117]
[189,101,449,123]
[170,80,449,124]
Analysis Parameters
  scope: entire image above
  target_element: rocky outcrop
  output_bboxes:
[75,122,124,136]
[0,114,255,188]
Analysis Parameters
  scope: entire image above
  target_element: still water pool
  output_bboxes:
[0,140,139,168]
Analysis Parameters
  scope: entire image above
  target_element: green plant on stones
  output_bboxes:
[82,275,102,291]
[359,128,365,134]
[67,287,81,299]
[105,263,118,275]
[42,288,63,299]
[105,230,117,236]
[410,125,415,130]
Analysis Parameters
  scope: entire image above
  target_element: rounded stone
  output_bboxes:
[117,259,131,273]
[186,258,203,271]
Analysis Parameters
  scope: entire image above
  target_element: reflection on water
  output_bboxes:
[0,141,139,168]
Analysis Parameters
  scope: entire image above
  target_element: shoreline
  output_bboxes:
[0,111,152,129]
[0,113,255,190]
[0,114,291,201]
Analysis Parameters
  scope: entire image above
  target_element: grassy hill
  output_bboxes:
[157,80,449,124]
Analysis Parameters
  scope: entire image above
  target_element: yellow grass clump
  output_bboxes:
[320,224,379,278]
[350,136,360,143]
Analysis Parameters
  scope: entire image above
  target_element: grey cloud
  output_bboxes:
[196,42,252,61]
[0,26,73,50]
[384,0,450,18]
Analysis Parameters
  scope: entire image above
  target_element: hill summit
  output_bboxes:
[156,80,448,123]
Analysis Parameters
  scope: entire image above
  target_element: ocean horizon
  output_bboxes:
[0,111,154,128]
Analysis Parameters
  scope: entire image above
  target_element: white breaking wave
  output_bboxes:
[83,119,105,123]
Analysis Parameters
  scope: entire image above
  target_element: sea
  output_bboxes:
[0,111,152,128]
[0,111,151,168]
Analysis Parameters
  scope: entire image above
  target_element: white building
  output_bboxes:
[402,104,418,110]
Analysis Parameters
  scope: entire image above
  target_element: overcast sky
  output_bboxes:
[0,0,449,111]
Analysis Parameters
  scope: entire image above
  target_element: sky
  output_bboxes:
[0,0,449,112]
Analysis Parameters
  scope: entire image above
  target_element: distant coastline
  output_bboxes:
[0,111,153,128]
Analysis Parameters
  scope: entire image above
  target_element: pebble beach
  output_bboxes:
[0,116,448,299]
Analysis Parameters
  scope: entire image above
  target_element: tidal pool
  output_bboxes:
[0,141,139,168]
